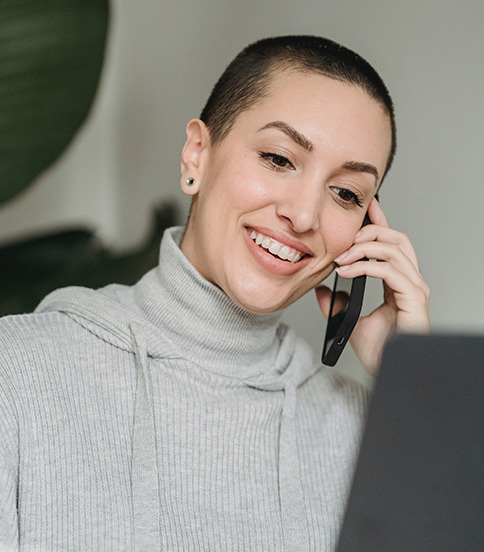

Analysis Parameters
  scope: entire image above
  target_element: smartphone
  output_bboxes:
[321,202,375,367]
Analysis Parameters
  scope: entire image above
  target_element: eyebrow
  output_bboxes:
[342,160,380,184]
[259,120,380,184]
[258,121,314,152]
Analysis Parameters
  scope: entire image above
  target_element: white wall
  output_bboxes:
[1,0,483,385]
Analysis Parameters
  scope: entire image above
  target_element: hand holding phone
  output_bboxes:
[321,205,374,367]
[320,194,430,374]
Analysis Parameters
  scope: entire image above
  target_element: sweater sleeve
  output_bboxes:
[0,447,18,551]
[0,324,20,551]
[0,391,19,551]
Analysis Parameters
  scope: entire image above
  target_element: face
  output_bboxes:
[180,70,392,313]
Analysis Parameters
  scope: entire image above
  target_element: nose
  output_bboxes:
[275,176,323,234]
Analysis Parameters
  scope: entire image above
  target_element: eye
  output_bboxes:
[259,152,295,171]
[332,187,364,208]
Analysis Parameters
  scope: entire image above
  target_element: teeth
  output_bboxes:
[279,246,289,260]
[269,242,281,255]
[248,229,304,263]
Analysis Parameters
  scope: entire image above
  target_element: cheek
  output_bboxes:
[226,168,273,211]
[323,220,361,257]
[207,157,265,204]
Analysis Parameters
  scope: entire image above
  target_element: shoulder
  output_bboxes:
[0,308,132,442]
[0,310,107,395]
[0,310,82,358]
[0,313,58,454]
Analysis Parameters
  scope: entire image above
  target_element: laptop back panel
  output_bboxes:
[336,334,484,552]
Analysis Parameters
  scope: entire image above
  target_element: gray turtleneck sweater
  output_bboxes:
[0,227,369,551]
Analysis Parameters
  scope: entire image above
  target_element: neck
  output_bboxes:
[135,227,286,379]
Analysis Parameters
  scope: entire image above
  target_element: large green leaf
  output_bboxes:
[0,0,109,204]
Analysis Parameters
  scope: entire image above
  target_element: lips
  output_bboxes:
[246,225,313,261]
[247,229,305,263]
[243,226,313,277]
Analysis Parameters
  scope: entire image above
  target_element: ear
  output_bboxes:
[180,118,211,196]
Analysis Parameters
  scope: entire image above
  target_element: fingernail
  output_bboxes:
[334,251,348,263]
[336,265,349,274]
[355,230,362,239]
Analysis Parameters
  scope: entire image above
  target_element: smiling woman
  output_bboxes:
[0,36,429,551]
[179,70,391,314]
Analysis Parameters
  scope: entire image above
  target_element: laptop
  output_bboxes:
[336,333,484,552]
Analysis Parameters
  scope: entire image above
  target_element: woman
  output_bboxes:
[0,36,429,551]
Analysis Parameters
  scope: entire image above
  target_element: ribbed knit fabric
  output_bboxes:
[0,227,369,551]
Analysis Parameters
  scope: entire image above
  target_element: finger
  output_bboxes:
[316,287,350,325]
[315,285,332,319]
[336,260,430,317]
[336,258,421,289]
[332,291,349,315]
[367,196,389,227]
[362,200,420,270]
[353,225,420,270]
[335,241,422,287]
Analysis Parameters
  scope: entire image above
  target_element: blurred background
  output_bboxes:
[1,0,483,386]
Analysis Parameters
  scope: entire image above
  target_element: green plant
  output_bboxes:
[0,2,181,316]
[0,0,109,204]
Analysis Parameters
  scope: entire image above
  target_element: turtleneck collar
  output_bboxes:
[35,226,324,551]
[133,227,291,379]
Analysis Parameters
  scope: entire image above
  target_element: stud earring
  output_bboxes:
[186,177,195,186]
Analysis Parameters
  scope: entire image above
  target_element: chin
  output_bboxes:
[235,299,285,315]
[241,301,284,315]
[225,281,303,314]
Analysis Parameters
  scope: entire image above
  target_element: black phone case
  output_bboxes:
[321,272,366,366]
[321,201,376,366]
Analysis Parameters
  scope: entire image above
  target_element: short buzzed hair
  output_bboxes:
[200,35,396,179]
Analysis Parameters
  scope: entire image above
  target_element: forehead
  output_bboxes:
[252,68,388,125]
[230,69,392,173]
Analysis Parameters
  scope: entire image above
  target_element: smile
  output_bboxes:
[247,229,305,263]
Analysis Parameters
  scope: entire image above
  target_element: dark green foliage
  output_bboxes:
[0,0,109,203]
[0,202,179,316]
[0,1,180,319]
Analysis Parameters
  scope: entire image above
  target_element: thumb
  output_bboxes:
[315,285,350,320]
[315,285,332,319]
